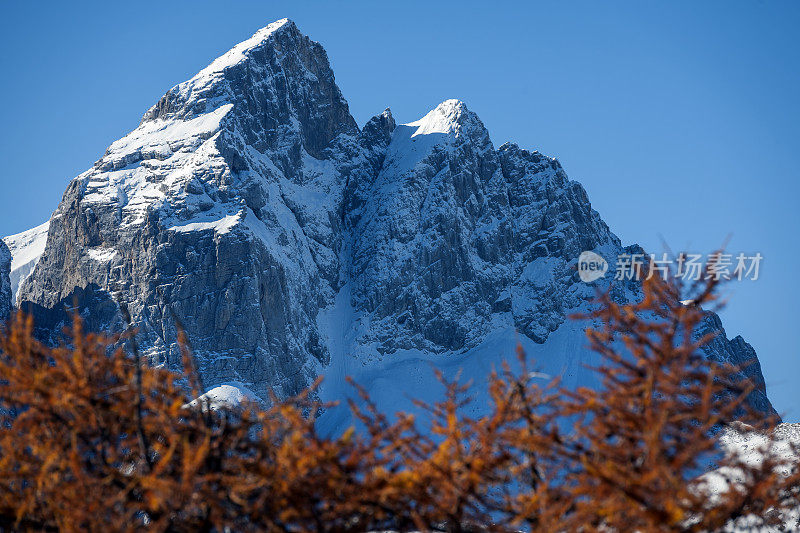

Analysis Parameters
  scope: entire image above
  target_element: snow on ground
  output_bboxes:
[2,221,50,304]
[699,423,800,532]
[184,382,259,411]
[314,283,602,436]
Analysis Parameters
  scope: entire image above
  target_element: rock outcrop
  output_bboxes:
[0,240,11,322]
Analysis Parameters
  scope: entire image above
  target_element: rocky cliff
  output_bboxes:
[0,240,11,322]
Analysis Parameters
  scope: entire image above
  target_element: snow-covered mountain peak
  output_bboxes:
[379,99,492,179]
[195,18,294,79]
[138,18,357,160]
[140,18,302,123]
[169,18,298,101]
[405,99,481,138]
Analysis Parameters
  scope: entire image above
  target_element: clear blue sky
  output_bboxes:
[1,1,798,419]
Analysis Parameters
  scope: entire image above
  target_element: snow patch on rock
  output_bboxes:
[2,221,49,304]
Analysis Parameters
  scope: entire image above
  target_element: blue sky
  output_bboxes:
[1,1,798,419]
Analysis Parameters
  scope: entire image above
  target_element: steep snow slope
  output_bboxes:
[2,221,49,304]
[10,19,778,425]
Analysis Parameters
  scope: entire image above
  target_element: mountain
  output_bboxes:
[5,19,777,424]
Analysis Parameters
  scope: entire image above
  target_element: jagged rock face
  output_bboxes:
[15,19,778,417]
[698,313,775,416]
[345,100,621,356]
[0,240,11,322]
[20,19,355,397]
